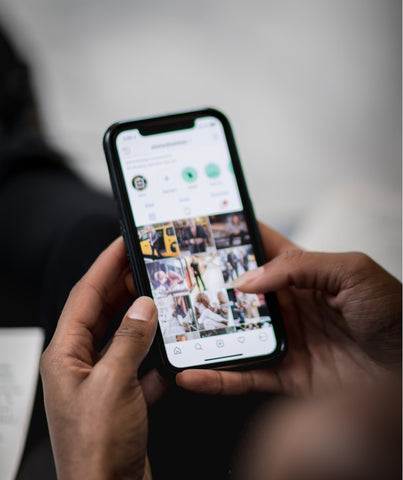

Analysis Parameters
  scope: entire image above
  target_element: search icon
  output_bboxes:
[195,343,203,351]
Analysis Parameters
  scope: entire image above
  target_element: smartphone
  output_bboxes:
[103,108,286,375]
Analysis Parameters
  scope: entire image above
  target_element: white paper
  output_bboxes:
[0,328,45,480]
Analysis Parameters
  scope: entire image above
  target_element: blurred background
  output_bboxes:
[0,0,401,278]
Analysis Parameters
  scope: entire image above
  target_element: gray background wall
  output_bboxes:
[0,0,401,278]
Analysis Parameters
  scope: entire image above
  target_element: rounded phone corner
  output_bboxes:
[103,122,121,147]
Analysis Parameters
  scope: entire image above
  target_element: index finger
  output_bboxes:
[176,367,282,396]
[258,222,299,260]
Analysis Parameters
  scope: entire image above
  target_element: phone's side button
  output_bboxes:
[119,221,125,237]
[119,223,132,268]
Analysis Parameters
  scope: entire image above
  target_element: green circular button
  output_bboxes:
[205,163,221,179]
[182,167,198,183]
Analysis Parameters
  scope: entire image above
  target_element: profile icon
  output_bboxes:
[132,175,147,190]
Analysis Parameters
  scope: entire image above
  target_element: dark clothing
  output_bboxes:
[147,230,162,259]
[228,230,247,246]
[242,252,249,271]
[190,260,206,291]
[181,225,209,253]
[0,27,269,480]
[227,252,239,277]
[173,304,186,320]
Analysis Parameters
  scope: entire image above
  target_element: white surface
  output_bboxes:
[293,181,402,280]
[0,328,44,480]
[0,0,401,272]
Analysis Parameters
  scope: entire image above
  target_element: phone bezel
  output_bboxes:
[103,108,286,376]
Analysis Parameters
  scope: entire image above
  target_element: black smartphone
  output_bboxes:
[103,108,286,375]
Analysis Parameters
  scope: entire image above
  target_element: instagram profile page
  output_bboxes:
[116,117,277,367]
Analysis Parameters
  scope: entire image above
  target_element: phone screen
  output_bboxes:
[113,114,280,369]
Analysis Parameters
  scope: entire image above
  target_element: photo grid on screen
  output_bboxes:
[137,211,272,344]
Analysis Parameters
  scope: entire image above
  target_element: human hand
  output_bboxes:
[40,238,167,480]
[177,223,402,397]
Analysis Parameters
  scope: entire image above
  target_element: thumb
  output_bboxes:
[233,250,352,296]
[103,296,158,371]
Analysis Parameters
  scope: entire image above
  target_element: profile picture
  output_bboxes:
[132,175,147,190]
[209,212,250,249]
[174,216,214,255]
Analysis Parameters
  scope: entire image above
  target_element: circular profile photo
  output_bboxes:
[132,175,148,190]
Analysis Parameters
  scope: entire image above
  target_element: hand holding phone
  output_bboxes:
[103,108,286,375]
[177,223,402,397]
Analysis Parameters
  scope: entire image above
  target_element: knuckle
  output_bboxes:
[70,277,116,320]
[347,251,374,273]
[278,248,304,264]
[352,251,372,266]
[238,370,255,394]
[209,372,224,395]
[114,322,148,345]
[331,252,375,291]
[93,360,118,379]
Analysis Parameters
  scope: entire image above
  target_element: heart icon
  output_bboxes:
[237,336,246,343]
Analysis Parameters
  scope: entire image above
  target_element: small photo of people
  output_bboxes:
[209,212,250,249]
[218,246,257,284]
[182,253,225,293]
[138,222,179,259]
[174,216,215,255]
[155,295,199,343]
[145,257,189,297]
[227,288,271,328]
[238,320,272,332]
[191,290,234,337]
[175,332,200,342]
[163,332,200,344]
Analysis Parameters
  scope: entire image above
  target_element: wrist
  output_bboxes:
[54,447,149,480]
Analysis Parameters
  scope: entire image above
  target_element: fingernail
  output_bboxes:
[232,266,265,288]
[127,296,156,321]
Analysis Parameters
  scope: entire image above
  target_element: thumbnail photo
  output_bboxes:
[145,257,189,297]
[191,290,235,337]
[174,216,215,255]
[155,295,199,343]
[174,332,200,342]
[218,245,257,284]
[227,288,271,327]
[182,253,225,293]
[209,212,250,249]
[138,222,179,259]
